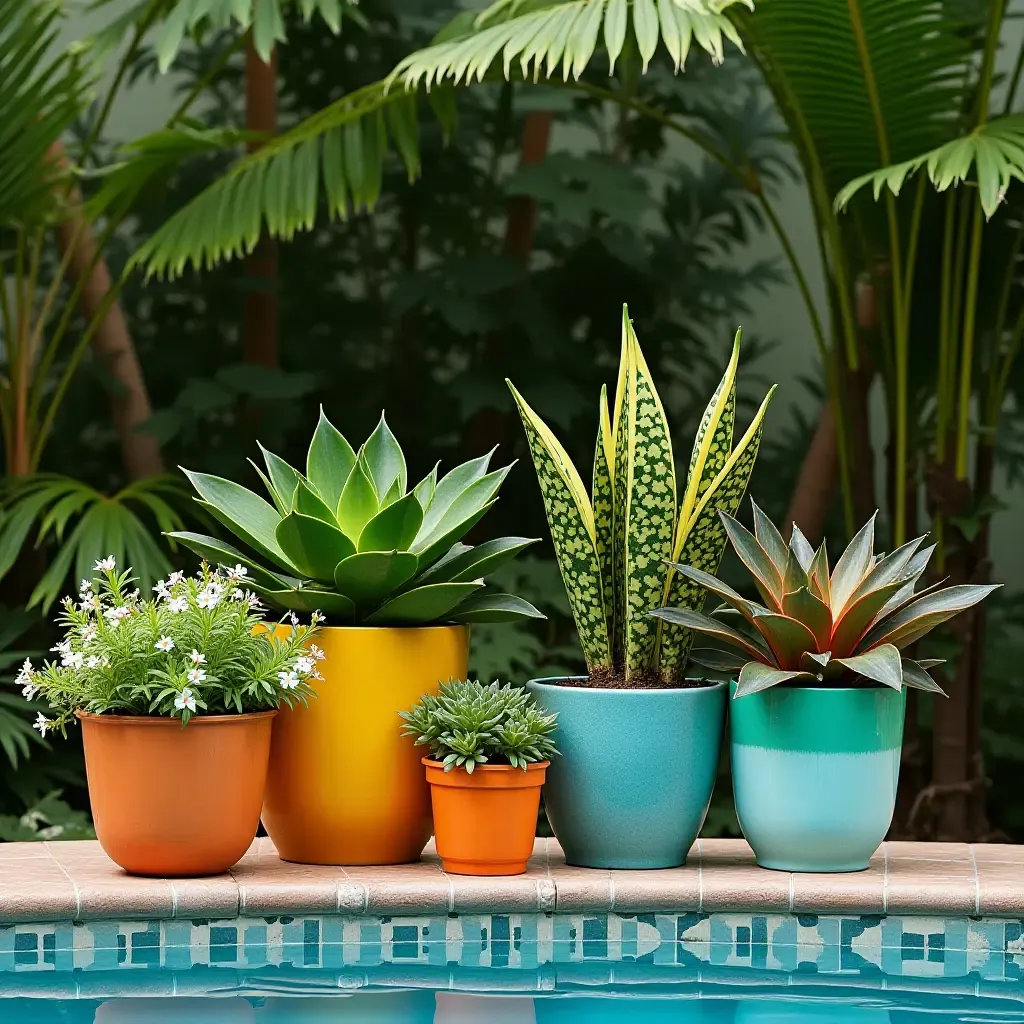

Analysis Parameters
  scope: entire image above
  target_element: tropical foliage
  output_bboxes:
[510,304,774,682]
[653,507,998,697]
[172,408,544,625]
[399,678,558,772]
[24,559,323,732]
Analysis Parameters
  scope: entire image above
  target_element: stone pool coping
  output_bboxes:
[1,837,1021,924]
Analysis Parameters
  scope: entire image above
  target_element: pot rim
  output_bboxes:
[728,680,906,695]
[421,757,550,772]
[528,675,728,696]
[75,709,278,725]
[289,623,469,634]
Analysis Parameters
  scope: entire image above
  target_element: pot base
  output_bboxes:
[440,857,530,876]
[756,858,870,873]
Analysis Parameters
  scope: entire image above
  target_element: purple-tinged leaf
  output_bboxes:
[861,584,1000,650]
[902,658,947,695]
[720,511,783,610]
[789,523,816,571]
[735,662,816,698]
[781,586,831,651]
[751,500,787,574]
[650,606,774,663]
[750,612,819,669]
[829,512,877,616]
[832,643,902,690]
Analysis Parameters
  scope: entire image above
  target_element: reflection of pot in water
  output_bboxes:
[534,995,736,1023]
[253,991,436,1022]
[94,997,256,1023]
[734,999,891,1023]
[435,993,537,1024]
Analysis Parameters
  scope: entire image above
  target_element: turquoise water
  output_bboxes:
[4,970,1024,1022]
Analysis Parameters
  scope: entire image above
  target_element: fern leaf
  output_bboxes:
[659,386,776,679]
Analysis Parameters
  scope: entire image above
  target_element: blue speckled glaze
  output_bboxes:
[730,684,906,873]
[526,677,726,869]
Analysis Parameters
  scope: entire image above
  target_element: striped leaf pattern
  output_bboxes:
[592,386,615,644]
[623,318,677,678]
[509,385,611,670]
[659,387,776,679]
[610,323,631,670]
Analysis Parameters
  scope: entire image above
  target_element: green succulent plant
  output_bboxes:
[509,305,776,684]
[651,506,1000,697]
[399,679,558,773]
[169,410,544,626]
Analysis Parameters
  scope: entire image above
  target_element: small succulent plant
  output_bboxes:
[399,680,558,772]
[509,304,775,684]
[651,504,999,697]
[170,409,543,626]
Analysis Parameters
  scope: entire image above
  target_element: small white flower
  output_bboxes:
[277,670,300,690]
[295,655,315,676]
[288,611,299,627]
[79,579,93,594]
[174,688,197,713]
[245,591,262,609]
[62,651,84,670]
[16,657,33,683]
[79,593,102,612]
[228,564,249,581]
[51,640,71,655]
[196,587,221,610]
[153,579,169,598]
[103,605,131,624]
[33,713,50,737]
[231,587,244,600]
[21,680,38,699]
[154,636,175,652]
[167,597,188,614]
[187,667,207,684]
[310,644,326,662]
[82,625,97,645]
[86,655,101,669]
[190,650,206,666]
[94,556,116,572]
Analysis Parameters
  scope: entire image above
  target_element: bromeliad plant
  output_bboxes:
[170,409,543,626]
[399,679,558,773]
[509,305,775,684]
[651,507,1000,697]
[21,558,324,733]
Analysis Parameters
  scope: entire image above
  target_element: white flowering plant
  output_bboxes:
[20,558,326,735]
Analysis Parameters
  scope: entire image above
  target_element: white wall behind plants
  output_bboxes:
[62,1,1024,589]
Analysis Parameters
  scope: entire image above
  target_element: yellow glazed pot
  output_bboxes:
[261,624,468,865]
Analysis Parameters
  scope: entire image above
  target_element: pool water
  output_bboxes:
[4,972,1024,1022]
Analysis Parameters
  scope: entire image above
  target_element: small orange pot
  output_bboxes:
[424,757,548,876]
[77,710,276,877]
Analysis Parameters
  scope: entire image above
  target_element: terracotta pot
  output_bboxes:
[424,757,548,876]
[262,624,468,865]
[77,710,276,877]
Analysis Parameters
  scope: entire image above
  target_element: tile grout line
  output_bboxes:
[609,876,616,913]
[882,843,889,915]
[696,838,703,915]
[968,844,980,916]
[170,884,178,918]
[788,872,795,913]
[42,841,81,923]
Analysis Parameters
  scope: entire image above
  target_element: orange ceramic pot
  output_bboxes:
[77,710,276,877]
[424,757,548,875]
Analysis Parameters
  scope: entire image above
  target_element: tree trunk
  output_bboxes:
[784,401,836,545]
[242,39,279,370]
[51,143,164,480]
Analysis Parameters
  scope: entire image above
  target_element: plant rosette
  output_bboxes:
[652,507,999,872]
[400,680,557,875]
[19,557,324,876]
[510,306,771,868]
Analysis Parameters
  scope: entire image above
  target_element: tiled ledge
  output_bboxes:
[1,837,1021,924]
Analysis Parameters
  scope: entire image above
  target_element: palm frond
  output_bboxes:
[131,0,749,279]
[0,0,91,226]
[0,474,198,611]
[836,114,1024,219]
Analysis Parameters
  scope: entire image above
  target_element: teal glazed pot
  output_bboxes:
[730,683,906,872]
[527,677,727,869]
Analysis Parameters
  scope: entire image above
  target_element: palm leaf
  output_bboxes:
[131,0,748,279]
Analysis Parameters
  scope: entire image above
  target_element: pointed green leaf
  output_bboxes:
[751,499,787,575]
[412,466,510,559]
[166,531,294,590]
[861,583,1000,651]
[830,513,877,616]
[604,0,628,73]
[687,648,746,672]
[808,540,831,607]
[633,0,658,71]
[592,385,615,645]
[902,658,947,695]
[365,581,483,626]
[610,311,631,671]
[847,536,925,606]
[247,583,356,619]
[666,561,769,621]
[416,537,537,585]
[782,547,810,595]
[412,464,439,510]
[833,643,903,690]
[735,663,816,698]
[649,606,773,663]
[276,511,356,583]
[293,477,338,524]
[622,314,677,678]
[333,550,419,607]
[788,524,816,571]
[720,512,783,609]
[781,586,832,652]
[380,477,403,509]
[417,450,495,539]
[358,492,423,553]
[414,501,499,571]
[509,380,610,671]
[260,443,306,511]
[751,612,818,670]
[829,579,912,658]
[447,592,545,623]
[336,457,379,541]
[363,413,407,498]
[306,406,356,511]
[801,650,831,673]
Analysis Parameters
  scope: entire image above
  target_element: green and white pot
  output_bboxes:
[730,683,905,873]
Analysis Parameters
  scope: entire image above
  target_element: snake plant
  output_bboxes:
[652,508,999,697]
[169,410,544,626]
[509,305,776,684]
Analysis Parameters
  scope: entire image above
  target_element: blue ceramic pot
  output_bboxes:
[526,677,727,869]
[730,683,905,872]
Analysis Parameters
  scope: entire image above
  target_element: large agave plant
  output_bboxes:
[509,305,776,684]
[651,506,999,697]
[169,410,543,626]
